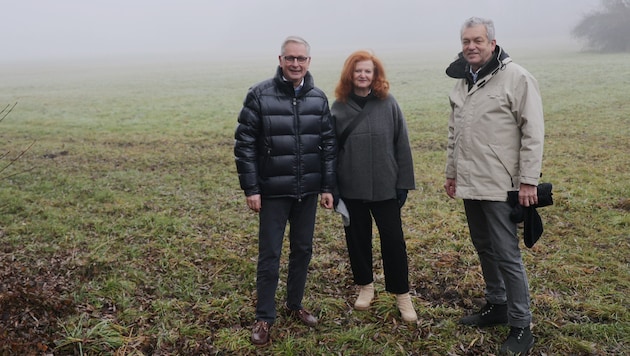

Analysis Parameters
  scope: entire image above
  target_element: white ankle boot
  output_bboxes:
[354,283,374,310]
[396,293,418,322]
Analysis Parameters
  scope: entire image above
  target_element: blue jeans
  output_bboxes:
[464,199,532,328]
[255,194,318,324]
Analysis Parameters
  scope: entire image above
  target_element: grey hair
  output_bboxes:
[461,17,495,42]
[281,36,311,56]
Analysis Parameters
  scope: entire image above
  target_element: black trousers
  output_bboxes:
[255,194,318,324]
[343,198,410,294]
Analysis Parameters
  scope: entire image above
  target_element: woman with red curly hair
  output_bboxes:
[331,50,417,322]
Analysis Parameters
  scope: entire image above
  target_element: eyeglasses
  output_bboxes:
[283,56,309,64]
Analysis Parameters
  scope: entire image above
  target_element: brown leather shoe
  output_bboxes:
[251,320,270,346]
[284,303,318,327]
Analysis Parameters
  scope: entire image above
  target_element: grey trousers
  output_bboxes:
[463,199,532,328]
[255,194,318,324]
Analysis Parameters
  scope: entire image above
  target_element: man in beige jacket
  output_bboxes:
[444,17,545,355]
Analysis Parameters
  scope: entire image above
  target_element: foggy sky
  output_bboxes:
[2,0,600,63]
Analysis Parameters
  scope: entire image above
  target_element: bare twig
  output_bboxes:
[0,140,35,178]
[1,166,36,180]
[0,102,18,123]
[2,101,37,180]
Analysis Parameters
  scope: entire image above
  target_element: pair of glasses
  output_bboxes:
[283,56,309,64]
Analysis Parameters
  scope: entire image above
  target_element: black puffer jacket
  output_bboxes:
[234,67,337,199]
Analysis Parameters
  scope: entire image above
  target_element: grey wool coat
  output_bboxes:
[331,93,415,202]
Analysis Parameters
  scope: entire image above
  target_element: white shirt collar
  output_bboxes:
[282,76,304,90]
[469,67,481,83]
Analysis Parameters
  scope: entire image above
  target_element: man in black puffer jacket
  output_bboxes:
[234,36,336,346]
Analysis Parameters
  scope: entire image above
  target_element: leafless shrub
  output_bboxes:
[1,102,36,179]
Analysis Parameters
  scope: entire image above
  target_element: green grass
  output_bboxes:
[0,50,628,355]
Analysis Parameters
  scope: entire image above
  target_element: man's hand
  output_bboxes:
[519,184,538,207]
[246,194,261,212]
[320,193,334,209]
[444,178,457,199]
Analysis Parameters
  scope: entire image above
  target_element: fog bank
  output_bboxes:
[1,0,599,64]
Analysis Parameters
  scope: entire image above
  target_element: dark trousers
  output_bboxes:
[343,198,409,294]
[255,194,318,324]
[464,199,532,327]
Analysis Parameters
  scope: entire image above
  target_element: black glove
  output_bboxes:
[396,189,408,208]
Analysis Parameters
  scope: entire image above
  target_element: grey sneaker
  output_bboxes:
[459,301,508,327]
[500,326,534,355]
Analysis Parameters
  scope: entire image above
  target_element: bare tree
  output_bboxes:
[572,0,630,52]
[0,102,17,123]
[1,102,36,179]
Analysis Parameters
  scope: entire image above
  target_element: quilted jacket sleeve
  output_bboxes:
[234,88,262,196]
[319,102,337,193]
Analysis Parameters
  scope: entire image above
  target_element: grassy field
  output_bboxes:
[0,49,628,355]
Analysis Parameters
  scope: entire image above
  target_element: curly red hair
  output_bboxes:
[334,50,389,102]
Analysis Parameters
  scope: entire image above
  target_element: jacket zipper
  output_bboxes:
[293,97,302,202]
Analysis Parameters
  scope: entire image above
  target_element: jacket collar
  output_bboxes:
[274,66,314,97]
[445,45,511,81]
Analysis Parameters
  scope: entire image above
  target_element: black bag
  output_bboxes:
[508,183,553,248]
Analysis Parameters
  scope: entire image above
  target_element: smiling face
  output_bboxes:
[278,41,310,87]
[352,60,374,97]
[461,24,496,72]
